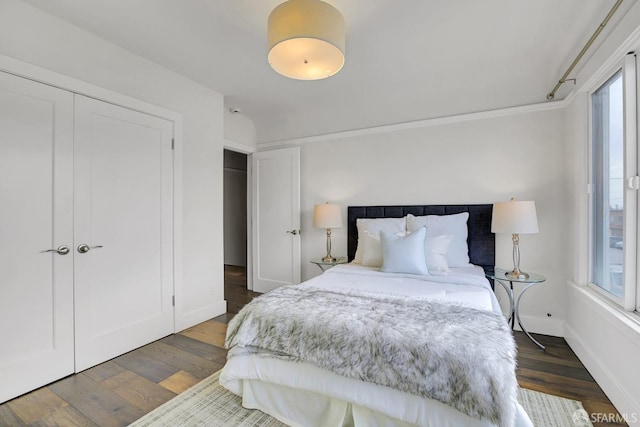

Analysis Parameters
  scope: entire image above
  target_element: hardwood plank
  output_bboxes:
[48,374,144,427]
[517,367,611,402]
[515,341,584,366]
[112,347,178,384]
[134,341,222,380]
[224,264,247,277]
[160,333,228,365]
[82,361,125,383]
[515,345,585,369]
[516,333,584,364]
[224,265,259,315]
[0,404,25,426]
[516,355,594,382]
[101,371,176,412]
[7,387,67,424]
[211,312,234,324]
[159,371,201,394]
[29,405,98,427]
[180,319,227,348]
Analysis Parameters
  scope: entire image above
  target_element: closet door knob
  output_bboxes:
[77,244,103,253]
[43,245,70,255]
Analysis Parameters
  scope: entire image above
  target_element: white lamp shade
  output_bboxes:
[313,203,343,229]
[491,200,539,234]
[268,0,345,80]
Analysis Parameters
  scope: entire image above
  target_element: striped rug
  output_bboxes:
[129,371,592,427]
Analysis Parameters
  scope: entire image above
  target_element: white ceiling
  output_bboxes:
[20,0,635,143]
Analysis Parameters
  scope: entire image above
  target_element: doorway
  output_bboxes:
[223,149,257,312]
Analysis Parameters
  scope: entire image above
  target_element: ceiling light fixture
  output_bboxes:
[267,0,345,80]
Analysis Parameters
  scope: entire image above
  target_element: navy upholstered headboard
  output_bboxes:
[347,204,495,274]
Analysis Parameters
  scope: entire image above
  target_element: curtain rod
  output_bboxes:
[547,0,624,100]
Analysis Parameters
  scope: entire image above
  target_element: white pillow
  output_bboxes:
[406,213,470,267]
[361,230,408,267]
[361,231,383,267]
[380,228,430,275]
[425,234,454,272]
[354,217,406,264]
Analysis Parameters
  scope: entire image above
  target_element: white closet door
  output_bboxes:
[0,72,74,402]
[74,95,174,371]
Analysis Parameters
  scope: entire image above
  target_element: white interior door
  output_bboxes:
[252,147,301,293]
[0,72,74,402]
[74,95,174,371]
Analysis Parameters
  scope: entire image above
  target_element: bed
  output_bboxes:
[220,204,533,427]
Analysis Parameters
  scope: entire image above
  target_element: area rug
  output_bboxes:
[129,371,593,427]
[517,388,593,427]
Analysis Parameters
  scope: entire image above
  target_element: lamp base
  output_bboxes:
[507,234,529,279]
[505,270,529,280]
[322,228,335,263]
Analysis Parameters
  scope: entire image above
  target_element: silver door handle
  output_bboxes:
[77,244,103,254]
[43,245,70,255]
[286,229,300,235]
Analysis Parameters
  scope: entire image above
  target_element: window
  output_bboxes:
[589,54,638,311]
[591,70,624,298]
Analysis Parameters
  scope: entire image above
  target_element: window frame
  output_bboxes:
[587,54,638,312]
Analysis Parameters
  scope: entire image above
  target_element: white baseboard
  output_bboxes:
[175,299,227,332]
[512,314,564,337]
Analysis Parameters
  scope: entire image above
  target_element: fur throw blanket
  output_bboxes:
[226,284,517,427]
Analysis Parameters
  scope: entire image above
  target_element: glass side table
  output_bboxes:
[310,257,347,272]
[486,268,547,350]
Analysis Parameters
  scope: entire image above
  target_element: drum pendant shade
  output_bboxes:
[268,0,346,80]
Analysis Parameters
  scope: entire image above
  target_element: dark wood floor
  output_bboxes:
[0,265,625,426]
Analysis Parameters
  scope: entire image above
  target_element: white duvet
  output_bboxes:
[220,264,533,427]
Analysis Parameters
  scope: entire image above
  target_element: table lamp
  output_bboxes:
[313,203,342,262]
[491,198,539,279]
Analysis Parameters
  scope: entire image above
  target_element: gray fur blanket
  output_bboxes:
[226,284,517,427]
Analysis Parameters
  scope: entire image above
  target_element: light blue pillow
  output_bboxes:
[380,227,430,275]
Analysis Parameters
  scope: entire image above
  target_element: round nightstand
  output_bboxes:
[486,268,547,350]
[310,257,347,272]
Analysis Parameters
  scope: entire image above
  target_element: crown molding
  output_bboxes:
[258,99,569,149]
[224,139,257,154]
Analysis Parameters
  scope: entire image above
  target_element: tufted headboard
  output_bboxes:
[347,204,495,275]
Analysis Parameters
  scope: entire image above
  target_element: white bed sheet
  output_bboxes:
[309,264,502,314]
[220,264,532,427]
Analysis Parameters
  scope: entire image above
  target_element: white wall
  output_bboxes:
[563,1,640,422]
[295,107,568,337]
[224,107,257,147]
[0,0,226,330]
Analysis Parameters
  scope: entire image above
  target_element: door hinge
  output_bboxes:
[172,295,175,306]
[171,139,175,150]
